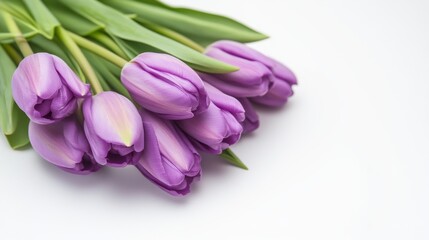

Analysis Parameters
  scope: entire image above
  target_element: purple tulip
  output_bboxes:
[178,83,244,154]
[29,116,101,174]
[237,98,260,134]
[82,91,144,167]
[12,53,90,124]
[121,52,209,120]
[198,41,272,97]
[251,64,297,107]
[136,110,201,196]
[200,41,297,104]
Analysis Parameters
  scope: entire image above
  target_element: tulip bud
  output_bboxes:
[121,53,209,120]
[200,41,297,105]
[178,83,244,154]
[29,116,101,174]
[82,91,144,167]
[136,110,201,196]
[237,98,260,134]
[198,41,272,97]
[251,64,297,107]
[12,53,90,124]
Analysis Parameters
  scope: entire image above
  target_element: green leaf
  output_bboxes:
[44,0,102,36]
[102,0,267,46]
[22,0,60,39]
[0,2,39,43]
[97,58,132,98]
[0,45,17,135]
[5,106,30,149]
[0,0,37,27]
[0,45,31,149]
[59,0,238,73]
[220,148,248,170]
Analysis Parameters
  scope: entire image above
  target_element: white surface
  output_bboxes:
[1,0,429,239]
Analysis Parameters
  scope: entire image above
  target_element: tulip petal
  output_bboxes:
[63,119,91,153]
[204,82,245,122]
[82,97,110,164]
[50,87,77,120]
[140,110,200,174]
[238,98,260,133]
[29,120,83,168]
[200,72,271,97]
[91,92,143,147]
[208,40,276,68]
[133,53,204,88]
[252,78,293,107]
[52,55,90,97]
[272,62,298,85]
[205,48,272,86]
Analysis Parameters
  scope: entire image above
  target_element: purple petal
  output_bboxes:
[90,92,143,147]
[140,110,200,174]
[205,47,272,86]
[238,98,260,133]
[52,55,90,97]
[204,82,245,122]
[252,78,293,107]
[272,62,298,85]
[29,119,84,168]
[208,40,277,68]
[82,97,110,164]
[199,72,271,98]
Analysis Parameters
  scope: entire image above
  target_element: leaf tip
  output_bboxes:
[220,148,249,170]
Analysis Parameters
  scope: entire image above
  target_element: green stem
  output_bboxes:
[2,12,33,57]
[90,32,128,59]
[137,19,205,53]
[57,27,103,94]
[2,44,22,65]
[68,31,128,68]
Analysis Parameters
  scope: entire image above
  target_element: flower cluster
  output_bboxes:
[11,41,296,195]
[0,0,296,196]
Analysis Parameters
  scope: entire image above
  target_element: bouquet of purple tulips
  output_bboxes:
[0,0,296,196]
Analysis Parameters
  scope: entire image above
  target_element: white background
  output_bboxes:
[1,0,429,239]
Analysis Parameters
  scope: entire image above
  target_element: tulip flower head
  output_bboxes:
[12,53,90,124]
[200,41,297,106]
[178,83,244,154]
[136,110,201,196]
[121,53,209,120]
[199,41,272,97]
[29,116,101,174]
[82,91,144,167]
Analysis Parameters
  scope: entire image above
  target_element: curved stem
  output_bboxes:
[57,27,104,94]
[2,44,22,64]
[90,31,128,59]
[68,31,128,68]
[2,12,33,57]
